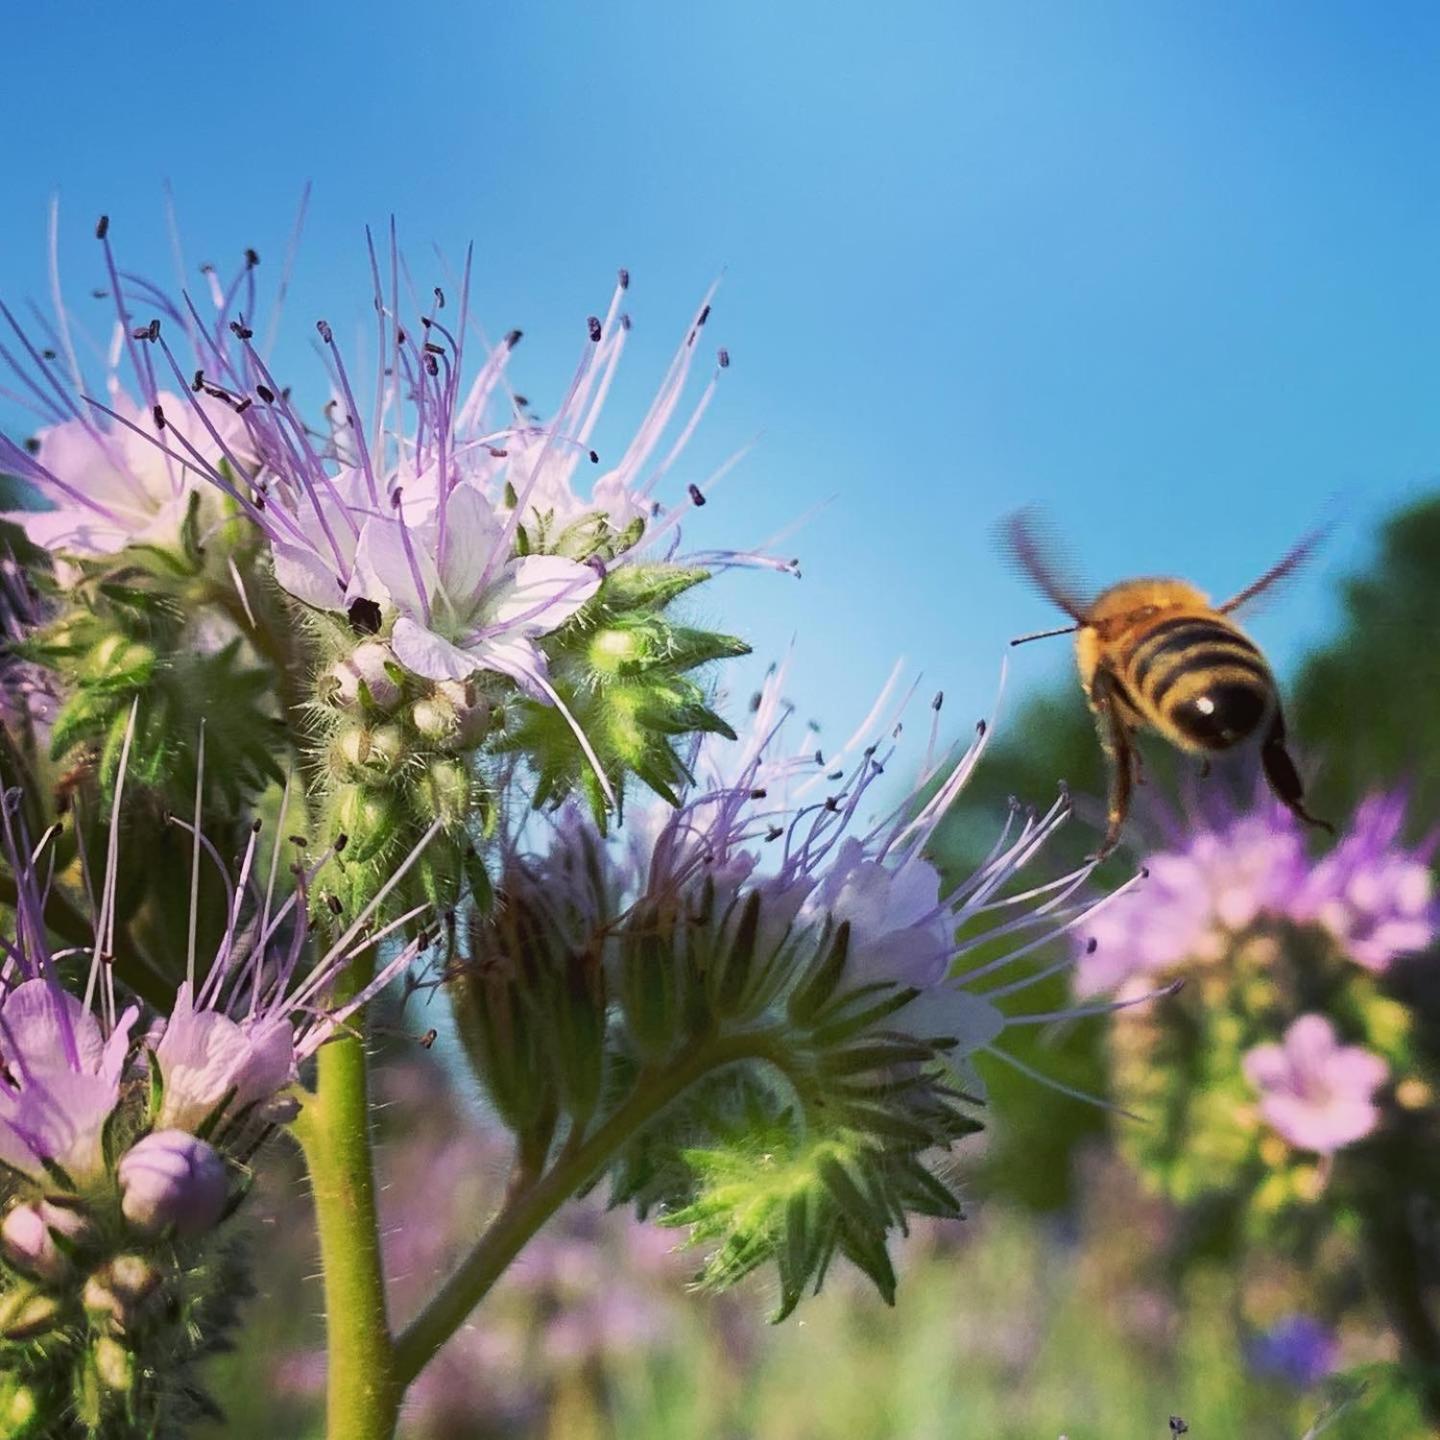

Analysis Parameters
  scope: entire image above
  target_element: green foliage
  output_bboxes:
[1294,494,1440,824]
[499,564,748,823]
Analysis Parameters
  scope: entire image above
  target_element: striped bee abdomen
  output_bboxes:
[1125,614,1274,750]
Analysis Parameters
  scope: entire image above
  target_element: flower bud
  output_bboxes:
[412,680,491,750]
[0,1200,90,1283]
[0,1285,62,1341]
[332,784,400,864]
[84,1254,162,1333]
[325,641,401,712]
[118,1130,229,1239]
[335,722,405,776]
[419,758,471,828]
[92,1335,134,1394]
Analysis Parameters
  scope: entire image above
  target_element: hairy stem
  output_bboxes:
[291,955,399,1440]
[393,1029,776,1385]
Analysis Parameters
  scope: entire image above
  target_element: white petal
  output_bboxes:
[352,515,438,619]
[479,555,599,639]
[392,618,480,682]
[271,541,350,610]
[434,483,504,604]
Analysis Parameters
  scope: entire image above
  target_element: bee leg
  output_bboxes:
[1091,671,1136,859]
[1260,710,1334,835]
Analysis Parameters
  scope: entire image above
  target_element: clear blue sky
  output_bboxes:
[5,1,1440,768]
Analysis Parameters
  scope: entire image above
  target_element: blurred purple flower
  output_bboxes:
[1076,788,1437,994]
[1248,1314,1338,1388]
[1243,1014,1387,1154]
[1290,791,1439,972]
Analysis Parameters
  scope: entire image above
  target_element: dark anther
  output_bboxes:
[288,835,308,847]
[697,303,711,326]
[718,348,730,368]
[587,316,602,342]
[423,341,444,355]
[618,267,630,289]
[230,321,254,340]
[348,597,383,635]
[421,316,432,328]
[245,247,260,267]
[765,825,784,842]
[433,286,445,308]
[396,328,407,345]
[750,788,768,800]
[23,437,39,454]
[687,483,706,507]
[932,691,944,711]
[513,394,529,408]
[151,404,166,431]
[588,449,599,464]
[41,348,57,360]
[234,396,253,414]
[316,320,334,343]
[420,1028,438,1050]
[1086,938,1099,954]
[488,447,508,458]
[505,328,523,349]
[334,833,350,853]
[251,818,264,833]
[95,215,110,240]
[91,289,107,299]
[424,353,439,376]
[824,796,840,812]
[326,893,344,916]
[1140,866,1151,879]
[620,314,632,331]
[814,749,824,765]
[827,769,843,781]
[256,383,276,404]
[192,369,205,392]
[976,719,987,736]
[749,691,762,712]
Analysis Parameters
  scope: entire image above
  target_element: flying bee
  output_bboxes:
[1003,509,1333,857]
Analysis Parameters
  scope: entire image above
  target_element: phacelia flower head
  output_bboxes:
[508,660,1146,1069]
[151,778,442,1141]
[0,777,142,1190]
[1075,786,1438,994]
[1242,1014,1387,1154]
[1289,791,1440,972]
[0,206,267,558]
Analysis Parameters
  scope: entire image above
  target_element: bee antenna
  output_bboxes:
[1010,623,1080,647]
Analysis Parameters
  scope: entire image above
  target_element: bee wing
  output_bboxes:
[1217,526,1329,616]
[999,507,1090,623]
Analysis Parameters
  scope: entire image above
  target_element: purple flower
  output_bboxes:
[1075,787,1437,993]
[1243,1014,1387,1154]
[117,1130,229,1238]
[151,804,443,1140]
[0,795,137,1187]
[1290,791,1439,972]
[1248,1314,1338,1388]
[0,208,265,558]
[1076,802,1301,996]
[1,1199,90,1282]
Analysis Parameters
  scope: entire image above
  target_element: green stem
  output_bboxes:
[393,1029,774,1386]
[291,955,399,1440]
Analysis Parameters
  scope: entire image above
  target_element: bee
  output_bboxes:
[1003,510,1332,857]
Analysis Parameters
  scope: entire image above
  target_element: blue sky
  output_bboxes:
[5,1,1440,772]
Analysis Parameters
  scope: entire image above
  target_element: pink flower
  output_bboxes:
[1243,1015,1387,1154]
